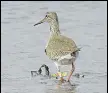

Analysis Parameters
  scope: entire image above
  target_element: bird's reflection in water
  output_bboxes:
[46,81,77,93]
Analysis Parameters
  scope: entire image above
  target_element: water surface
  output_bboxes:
[1,1,107,93]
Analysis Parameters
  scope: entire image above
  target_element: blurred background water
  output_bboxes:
[1,1,107,93]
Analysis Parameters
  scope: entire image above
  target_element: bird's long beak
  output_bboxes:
[34,17,46,26]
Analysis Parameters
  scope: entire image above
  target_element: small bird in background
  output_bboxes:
[34,12,80,82]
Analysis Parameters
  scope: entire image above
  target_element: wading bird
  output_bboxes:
[34,12,80,82]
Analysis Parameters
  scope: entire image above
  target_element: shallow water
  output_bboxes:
[1,1,107,93]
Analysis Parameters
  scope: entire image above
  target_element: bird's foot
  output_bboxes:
[58,77,66,84]
[66,79,70,82]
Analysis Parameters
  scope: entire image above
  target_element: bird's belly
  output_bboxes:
[57,51,79,66]
[58,57,76,65]
[54,51,79,72]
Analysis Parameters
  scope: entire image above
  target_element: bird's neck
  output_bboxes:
[49,20,61,35]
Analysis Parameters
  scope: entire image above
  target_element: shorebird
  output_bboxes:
[34,12,80,82]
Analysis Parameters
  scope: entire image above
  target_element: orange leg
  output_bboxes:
[67,62,75,82]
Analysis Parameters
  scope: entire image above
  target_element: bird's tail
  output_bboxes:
[77,47,82,51]
[74,47,82,52]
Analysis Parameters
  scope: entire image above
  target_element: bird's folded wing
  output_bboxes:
[45,34,79,59]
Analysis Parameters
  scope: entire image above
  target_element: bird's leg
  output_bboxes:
[54,62,59,78]
[54,62,65,82]
[57,66,66,83]
[67,61,75,82]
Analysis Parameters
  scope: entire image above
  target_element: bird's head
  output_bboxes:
[34,12,58,26]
